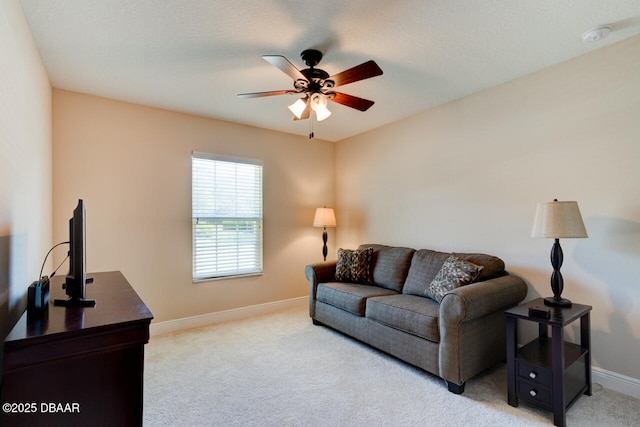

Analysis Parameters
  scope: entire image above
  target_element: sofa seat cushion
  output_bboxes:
[365,294,440,342]
[316,282,398,316]
[359,244,415,292]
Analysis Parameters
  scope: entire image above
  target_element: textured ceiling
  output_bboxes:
[19,0,640,141]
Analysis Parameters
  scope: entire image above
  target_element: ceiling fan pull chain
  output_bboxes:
[309,118,314,139]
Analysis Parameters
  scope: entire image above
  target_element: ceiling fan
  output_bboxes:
[238,49,383,122]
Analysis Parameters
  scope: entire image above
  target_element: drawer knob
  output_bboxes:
[529,371,537,379]
[529,389,538,397]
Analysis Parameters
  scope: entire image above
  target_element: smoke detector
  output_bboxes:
[582,25,611,43]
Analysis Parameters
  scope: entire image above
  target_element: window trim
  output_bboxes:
[191,151,263,282]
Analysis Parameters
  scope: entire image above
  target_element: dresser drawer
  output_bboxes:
[517,378,552,408]
[517,361,552,386]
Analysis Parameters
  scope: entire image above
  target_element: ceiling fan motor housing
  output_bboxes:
[301,49,323,67]
[300,68,331,92]
[299,50,332,94]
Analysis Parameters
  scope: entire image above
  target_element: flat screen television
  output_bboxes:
[53,199,95,307]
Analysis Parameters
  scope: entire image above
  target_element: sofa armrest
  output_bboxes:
[305,261,337,288]
[439,274,528,323]
[305,261,337,318]
[438,273,528,386]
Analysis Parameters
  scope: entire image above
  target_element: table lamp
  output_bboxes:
[531,199,588,307]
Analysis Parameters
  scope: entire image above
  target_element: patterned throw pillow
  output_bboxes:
[335,248,374,285]
[425,255,483,303]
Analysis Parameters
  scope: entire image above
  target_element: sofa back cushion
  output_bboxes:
[453,253,505,281]
[359,244,415,292]
[403,249,506,297]
[402,249,451,296]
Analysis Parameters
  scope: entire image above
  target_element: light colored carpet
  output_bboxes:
[144,306,639,426]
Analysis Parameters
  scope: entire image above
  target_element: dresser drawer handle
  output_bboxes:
[529,371,537,379]
[529,389,538,397]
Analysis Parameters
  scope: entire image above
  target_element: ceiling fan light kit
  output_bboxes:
[239,48,383,128]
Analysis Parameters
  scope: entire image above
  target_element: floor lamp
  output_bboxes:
[313,207,337,261]
[531,199,588,307]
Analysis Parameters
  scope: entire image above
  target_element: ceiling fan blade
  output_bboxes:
[263,55,308,82]
[328,60,383,87]
[294,98,311,120]
[237,90,297,98]
[329,92,375,111]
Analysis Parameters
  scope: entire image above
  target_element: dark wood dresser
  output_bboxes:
[1,271,153,427]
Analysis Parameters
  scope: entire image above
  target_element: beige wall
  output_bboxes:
[0,0,52,340]
[336,35,640,380]
[7,0,639,385]
[52,90,334,323]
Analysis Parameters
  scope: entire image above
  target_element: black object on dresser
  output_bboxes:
[1,271,153,427]
[505,298,592,427]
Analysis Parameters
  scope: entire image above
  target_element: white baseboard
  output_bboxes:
[149,297,639,400]
[592,366,640,399]
[149,296,307,337]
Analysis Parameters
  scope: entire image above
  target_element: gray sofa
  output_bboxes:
[305,244,528,394]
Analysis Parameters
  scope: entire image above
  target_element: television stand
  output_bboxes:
[2,271,153,426]
[53,297,96,307]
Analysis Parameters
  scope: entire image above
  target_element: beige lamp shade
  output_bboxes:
[531,200,588,239]
[313,207,337,228]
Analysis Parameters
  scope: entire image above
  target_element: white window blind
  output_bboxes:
[192,152,263,281]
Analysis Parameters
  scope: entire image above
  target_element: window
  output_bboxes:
[192,152,263,281]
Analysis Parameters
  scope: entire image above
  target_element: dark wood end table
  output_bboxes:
[505,298,592,427]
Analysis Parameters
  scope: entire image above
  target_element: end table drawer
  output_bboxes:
[517,361,552,386]
[517,378,552,408]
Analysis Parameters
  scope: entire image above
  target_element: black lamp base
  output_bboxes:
[545,238,572,308]
[321,228,328,262]
[543,296,572,307]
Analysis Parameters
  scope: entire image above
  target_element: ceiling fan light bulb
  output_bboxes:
[315,105,332,121]
[288,98,307,118]
[310,93,327,109]
[309,93,331,121]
